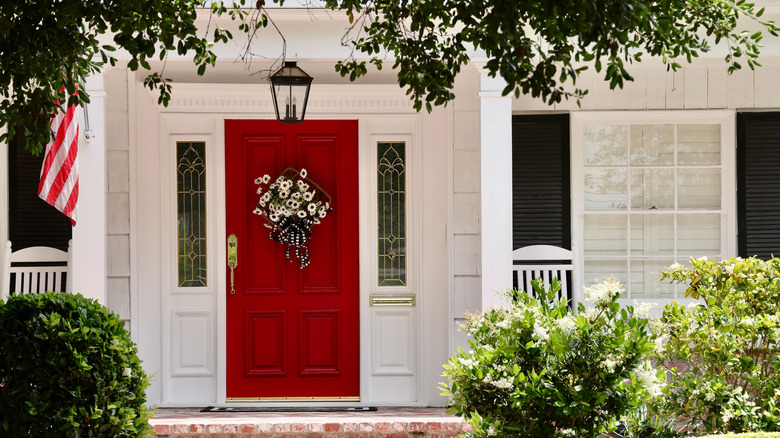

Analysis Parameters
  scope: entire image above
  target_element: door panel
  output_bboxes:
[225,119,359,400]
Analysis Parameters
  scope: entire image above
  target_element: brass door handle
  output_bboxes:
[227,234,238,294]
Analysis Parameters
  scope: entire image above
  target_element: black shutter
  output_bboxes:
[8,130,72,252]
[512,114,570,250]
[737,112,780,259]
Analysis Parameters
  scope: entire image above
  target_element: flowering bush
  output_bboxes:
[443,277,663,438]
[650,257,780,434]
[253,168,331,268]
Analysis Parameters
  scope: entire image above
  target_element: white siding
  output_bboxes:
[105,68,132,328]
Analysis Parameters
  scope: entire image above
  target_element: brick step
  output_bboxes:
[149,407,472,438]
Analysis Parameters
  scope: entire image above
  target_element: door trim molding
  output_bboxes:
[135,82,450,406]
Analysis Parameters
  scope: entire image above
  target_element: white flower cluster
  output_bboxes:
[633,301,658,319]
[599,353,625,373]
[634,361,664,398]
[583,276,624,307]
[458,357,478,369]
[483,374,514,390]
[556,315,576,332]
[653,332,670,355]
[253,169,330,225]
[532,322,550,341]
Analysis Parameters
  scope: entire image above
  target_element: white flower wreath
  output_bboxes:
[252,168,331,268]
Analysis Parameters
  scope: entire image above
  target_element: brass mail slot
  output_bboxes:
[369,294,415,307]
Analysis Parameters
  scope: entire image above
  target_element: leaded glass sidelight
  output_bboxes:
[377,142,407,286]
[177,141,207,287]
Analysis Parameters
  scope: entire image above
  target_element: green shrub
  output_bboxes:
[0,292,153,437]
[443,277,662,438]
[651,257,780,434]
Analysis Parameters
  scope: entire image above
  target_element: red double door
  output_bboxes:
[225,120,359,400]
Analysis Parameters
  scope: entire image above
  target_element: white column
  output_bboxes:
[479,69,513,309]
[71,73,107,304]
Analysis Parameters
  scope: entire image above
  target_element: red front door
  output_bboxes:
[225,120,359,400]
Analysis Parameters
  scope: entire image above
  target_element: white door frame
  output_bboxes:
[132,82,450,406]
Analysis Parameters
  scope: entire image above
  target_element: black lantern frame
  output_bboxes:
[269,61,313,124]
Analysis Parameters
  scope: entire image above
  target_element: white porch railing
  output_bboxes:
[512,245,573,303]
[1,241,72,300]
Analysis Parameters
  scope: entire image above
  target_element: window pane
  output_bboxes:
[377,142,407,287]
[584,169,627,210]
[584,125,628,166]
[630,258,676,298]
[631,169,674,210]
[630,214,674,255]
[177,141,207,287]
[678,214,720,256]
[678,168,720,209]
[630,124,674,166]
[677,124,720,165]
[584,259,628,299]
[584,215,626,255]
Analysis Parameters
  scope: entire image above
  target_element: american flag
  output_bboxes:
[38,88,79,226]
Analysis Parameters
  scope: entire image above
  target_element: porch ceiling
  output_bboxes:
[139,58,400,86]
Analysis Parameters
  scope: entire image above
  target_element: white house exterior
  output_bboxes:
[3,2,780,407]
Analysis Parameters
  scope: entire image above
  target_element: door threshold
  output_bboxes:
[202,405,375,412]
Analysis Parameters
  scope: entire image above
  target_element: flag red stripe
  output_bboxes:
[39,86,79,226]
[46,127,78,205]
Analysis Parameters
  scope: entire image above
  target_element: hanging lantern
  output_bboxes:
[269,61,313,123]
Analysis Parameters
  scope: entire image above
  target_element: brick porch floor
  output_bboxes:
[149,407,472,438]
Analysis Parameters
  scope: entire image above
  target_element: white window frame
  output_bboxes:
[571,110,736,310]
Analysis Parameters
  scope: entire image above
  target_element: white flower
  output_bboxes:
[669,263,683,271]
[583,276,623,307]
[722,410,734,423]
[307,203,318,214]
[459,358,477,369]
[654,333,669,355]
[297,180,309,191]
[495,319,511,330]
[556,315,576,332]
[262,174,270,184]
[297,210,307,218]
[256,187,263,195]
[705,391,716,401]
[303,191,314,202]
[634,361,664,398]
[279,180,292,191]
[484,374,514,390]
[318,208,328,218]
[260,193,271,203]
[633,301,657,319]
[269,213,279,222]
[698,256,708,261]
[254,177,263,184]
[486,426,497,436]
[558,429,576,437]
[532,322,549,341]
[300,168,308,179]
[279,189,290,199]
[253,207,262,215]
[601,357,618,373]
[123,367,132,378]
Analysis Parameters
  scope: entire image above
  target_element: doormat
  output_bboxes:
[200,406,378,413]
